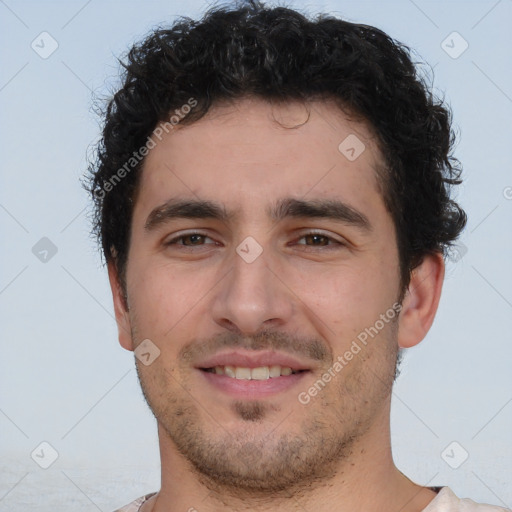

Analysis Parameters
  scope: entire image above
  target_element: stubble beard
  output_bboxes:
[134,326,400,496]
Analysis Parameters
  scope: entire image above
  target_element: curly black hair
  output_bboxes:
[85,0,466,294]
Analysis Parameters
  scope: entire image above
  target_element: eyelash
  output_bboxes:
[164,231,346,249]
[165,232,216,247]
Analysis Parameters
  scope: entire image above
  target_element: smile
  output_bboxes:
[202,365,304,380]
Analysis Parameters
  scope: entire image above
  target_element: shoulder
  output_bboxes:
[112,492,158,512]
[424,487,510,512]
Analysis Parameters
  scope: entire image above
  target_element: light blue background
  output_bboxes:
[1,1,511,510]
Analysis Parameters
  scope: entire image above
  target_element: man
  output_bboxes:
[85,2,508,511]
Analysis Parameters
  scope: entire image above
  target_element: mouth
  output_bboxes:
[195,351,312,398]
[201,365,306,380]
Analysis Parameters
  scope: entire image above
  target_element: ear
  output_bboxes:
[107,260,134,351]
[397,252,445,348]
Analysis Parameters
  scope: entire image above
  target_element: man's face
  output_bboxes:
[120,98,403,492]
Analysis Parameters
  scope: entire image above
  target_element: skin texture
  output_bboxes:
[109,98,445,511]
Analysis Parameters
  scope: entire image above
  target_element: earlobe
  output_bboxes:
[397,252,445,349]
[107,261,134,351]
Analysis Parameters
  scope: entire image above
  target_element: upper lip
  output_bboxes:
[195,350,312,371]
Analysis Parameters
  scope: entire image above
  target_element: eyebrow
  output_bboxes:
[145,199,231,232]
[144,197,371,232]
[269,198,372,231]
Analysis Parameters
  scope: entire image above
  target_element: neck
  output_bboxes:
[143,405,437,512]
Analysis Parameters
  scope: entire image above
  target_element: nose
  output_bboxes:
[211,247,294,335]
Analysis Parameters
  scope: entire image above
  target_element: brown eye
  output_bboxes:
[165,233,215,246]
[292,231,346,250]
[303,234,330,246]
[181,234,207,246]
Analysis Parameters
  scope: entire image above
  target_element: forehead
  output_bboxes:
[136,98,385,220]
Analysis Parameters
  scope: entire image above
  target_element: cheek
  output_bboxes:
[127,258,221,343]
[284,261,398,346]
[127,263,183,336]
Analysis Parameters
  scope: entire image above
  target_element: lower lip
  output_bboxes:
[199,370,309,398]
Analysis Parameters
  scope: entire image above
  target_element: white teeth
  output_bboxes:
[251,366,270,380]
[235,367,251,380]
[211,365,297,380]
[224,365,236,378]
[269,365,281,378]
